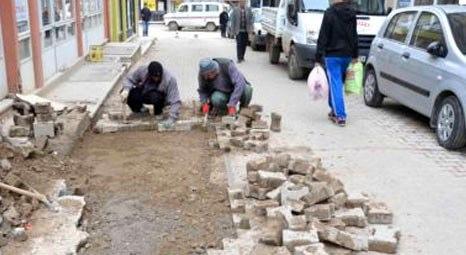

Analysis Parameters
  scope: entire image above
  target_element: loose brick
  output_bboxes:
[230,199,246,213]
[9,126,30,137]
[305,203,335,221]
[319,225,369,251]
[230,137,245,147]
[294,243,329,255]
[252,120,268,129]
[281,182,309,207]
[247,184,269,200]
[232,214,251,229]
[329,192,348,209]
[33,121,55,138]
[247,171,259,183]
[239,108,255,118]
[289,158,313,175]
[266,187,281,202]
[302,182,335,206]
[254,200,280,216]
[274,153,292,168]
[368,225,400,254]
[282,229,319,252]
[345,192,370,209]
[246,157,269,171]
[364,201,393,224]
[289,175,308,185]
[13,114,34,127]
[259,219,284,246]
[258,171,287,189]
[249,104,264,113]
[334,208,368,228]
[231,128,248,137]
[312,170,344,193]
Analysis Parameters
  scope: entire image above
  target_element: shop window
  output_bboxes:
[16,0,30,33]
[55,25,66,42]
[54,0,65,22]
[19,38,31,60]
[44,29,54,48]
[65,0,74,19]
[41,0,52,26]
[67,23,76,36]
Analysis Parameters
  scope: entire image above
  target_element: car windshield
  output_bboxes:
[448,12,466,54]
[302,0,330,12]
[352,0,386,15]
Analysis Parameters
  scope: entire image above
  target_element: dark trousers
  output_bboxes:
[142,21,149,36]
[236,31,248,61]
[127,87,165,115]
[220,24,227,37]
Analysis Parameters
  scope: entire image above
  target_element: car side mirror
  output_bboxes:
[427,41,447,58]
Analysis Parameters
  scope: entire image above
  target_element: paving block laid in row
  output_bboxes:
[282,229,319,252]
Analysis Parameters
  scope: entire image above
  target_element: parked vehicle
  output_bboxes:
[364,5,466,149]
[262,0,389,80]
[164,2,229,31]
[249,0,270,50]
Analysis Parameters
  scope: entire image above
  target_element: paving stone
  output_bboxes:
[288,199,306,214]
[266,186,282,202]
[319,225,369,251]
[252,120,268,129]
[34,102,53,114]
[246,157,269,171]
[36,112,55,122]
[286,215,308,231]
[157,120,193,132]
[326,218,346,230]
[235,115,250,128]
[247,184,269,200]
[266,162,282,173]
[227,188,244,201]
[274,153,292,168]
[9,126,30,137]
[334,208,368,228]
[281,182,309,206]
[346,192,370,209]
[312,170,344,193]
[258,171,287,189]
[289,159,314,176]
[270,112,282,132]
[254,200,280,216]
[249,104,264,113]
[229,137,245,147]
[295,243,329,255]
[267,206,292,220]
[239,108,255,118]
[230,199,246,213]
[369,225,401,254]
[247,171,259,183]
[289,174,308,185]
[305,203,335,221]
[0,159,12,171]
[232,214,251,229]
[33,121,55,138]
[222,116,236,127]
[302,182,335,206]
[329,192,348,209]
[259,219,284,246]
[364,201,393,224]
[13,114,34,127]
[231,128,248,137]
[282,229,319,252]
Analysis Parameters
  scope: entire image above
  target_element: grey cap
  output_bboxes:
[199,58,219,74]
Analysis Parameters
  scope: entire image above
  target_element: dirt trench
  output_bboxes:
[74,130,235,255]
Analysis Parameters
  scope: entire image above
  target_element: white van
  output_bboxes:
[164,2,230,31]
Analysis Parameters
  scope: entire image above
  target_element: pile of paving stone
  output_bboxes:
[226,154,400,254]
[213,105,282,153]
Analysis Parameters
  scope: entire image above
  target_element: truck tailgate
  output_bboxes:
[261,7,282,37]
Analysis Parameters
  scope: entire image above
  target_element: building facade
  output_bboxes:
[109,0,139,42]
[0,0,111,98]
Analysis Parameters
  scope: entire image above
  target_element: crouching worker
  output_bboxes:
[197,58,253,116]
[120,61,181,128]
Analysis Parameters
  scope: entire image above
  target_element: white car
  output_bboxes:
[164,2,229,31]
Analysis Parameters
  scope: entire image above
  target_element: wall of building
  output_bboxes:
[110,0,139,42]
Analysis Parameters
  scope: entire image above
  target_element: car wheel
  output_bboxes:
[436,96,466,149]
[363,68,384,107]
[267,39,280,64]
[168,22,179,31]
[206,22,216,32]
[288,45,305,80]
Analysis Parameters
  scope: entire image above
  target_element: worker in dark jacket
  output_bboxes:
[198,58,253,116]
[219,8,229,38]
[316,0,358,127]
[141,3,152,36]
[120,61,181,128]
[230,2,254,62]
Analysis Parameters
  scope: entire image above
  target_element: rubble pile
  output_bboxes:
[226,154,400,254]
[213,105,281,153]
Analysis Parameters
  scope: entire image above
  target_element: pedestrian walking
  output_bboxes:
[141,3,152,36]
[197,58,253,116]
[120,61,181,128]
[219,8,229,38]
[230,2,253,63]
[315,0,359,127]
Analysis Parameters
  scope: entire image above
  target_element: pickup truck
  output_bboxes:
[262,0,388,80]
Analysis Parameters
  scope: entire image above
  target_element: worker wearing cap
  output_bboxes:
[120,61,181,128]
[197,58,253,116]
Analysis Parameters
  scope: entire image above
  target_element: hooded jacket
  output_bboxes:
[315,2,359,61]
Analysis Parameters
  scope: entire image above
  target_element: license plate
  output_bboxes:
[359,56,367,63]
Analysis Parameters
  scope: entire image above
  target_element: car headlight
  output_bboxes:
[306,31,318,45]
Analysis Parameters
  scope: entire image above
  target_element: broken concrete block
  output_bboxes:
[13,114,34,127]
[282,229,319,252]
[255,200,280,216]
[345,192,370,209]
[319,226,369,251]
[232,214,251,229]
[259,219,284,246]
[11,227,28,242]
[247,184,269,200]
[312,170,344,193]
[294,243,329,255]
[302,182,335,206]
[335,208,368,228]
[247,157,269,171]
[258,171,287,189]
[266,187,281,202]
[9,126,30,137]
[34,102,53,114]
[270,112,282,132]
[289,158,313,175]
[369,225,401,254]
[252,120,268,129]
[364,201,393,224]
[305,203,335,221]
[33,121,55,138]
[230,199,246,213]
[274,153,291,168]
[227,188,244,201]
[329,192,348,209]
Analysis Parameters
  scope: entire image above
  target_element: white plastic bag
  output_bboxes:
[307,64,329,101]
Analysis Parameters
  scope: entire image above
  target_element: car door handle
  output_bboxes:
[402,52,410,59]
[377,43,384,49]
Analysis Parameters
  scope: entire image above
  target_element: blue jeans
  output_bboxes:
[325,57,352,119]
[142,21,149,36]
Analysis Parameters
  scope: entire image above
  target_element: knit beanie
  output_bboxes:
[199,58,219,74]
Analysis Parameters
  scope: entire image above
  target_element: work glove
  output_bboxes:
[228,106,237,116]
[202,103,210,114]
[161,118,176,129]
[120,89,129,103]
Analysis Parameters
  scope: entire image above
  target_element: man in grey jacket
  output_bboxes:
[230,1,253,62]
[120,61,181,128]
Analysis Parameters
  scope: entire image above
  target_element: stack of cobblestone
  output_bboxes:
[214,105,279,153]
[224,154,400,254]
